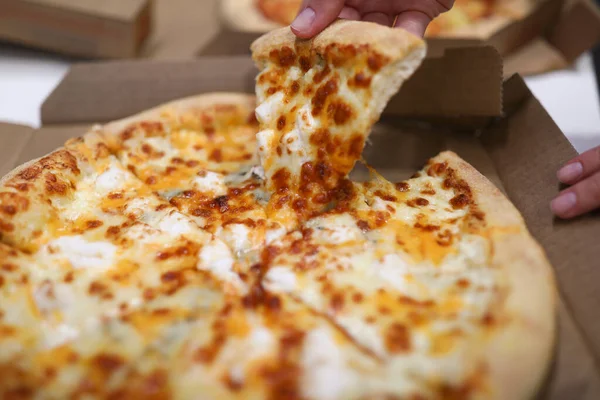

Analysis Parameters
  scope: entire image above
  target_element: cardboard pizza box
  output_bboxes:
[0,0,154,59]
[202,0,600,78]
[0,47,599,398]
[0,0,221,60]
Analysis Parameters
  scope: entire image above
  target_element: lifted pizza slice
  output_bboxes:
[250,20,426,226]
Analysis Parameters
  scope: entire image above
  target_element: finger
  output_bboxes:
[551,170,600,219]
[393,10,432,37]
[338,6,361,21]
[362,12,394,26]
[557,146,600,185]
[389,0,454,18]
[291,0,346,39]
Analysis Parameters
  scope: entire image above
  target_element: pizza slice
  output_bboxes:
[250,20,427,226]
[260,151,556,399]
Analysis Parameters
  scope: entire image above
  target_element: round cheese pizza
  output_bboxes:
[0,21,555,400]
[221,0,536,39]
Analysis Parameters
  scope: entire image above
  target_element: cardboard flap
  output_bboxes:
[548,0,600,62]
[0,123,35,177]
[482,76,600,369]
[386,46,502,118]
[42,48,502,125]
[489,0,565,55]
[503,38,569,78]
[41,57,259,125]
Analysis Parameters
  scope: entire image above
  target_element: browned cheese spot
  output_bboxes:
[312,79,338,116]
[0,193,29,215]
[271,46,297,68]
[385,323,411,353]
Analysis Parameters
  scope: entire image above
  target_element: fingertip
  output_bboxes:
[393,11,431,37]
[551,191,578,219]
[338,6,361,21]
[291,7,317,38]
[557,162,583,184]
[290,0,345,38]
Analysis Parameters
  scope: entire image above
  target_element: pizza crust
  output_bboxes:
[434,151,556,399]
[220,0,283,33]
[98,92,256,139]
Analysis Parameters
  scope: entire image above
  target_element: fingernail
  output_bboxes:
[558,162,583,183]
[551,192,577,217]
[291,7,316,33]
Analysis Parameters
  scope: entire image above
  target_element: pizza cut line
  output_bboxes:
[0,20,555,400]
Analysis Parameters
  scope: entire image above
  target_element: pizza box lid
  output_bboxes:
[0,0,221,61]
[205,0,600,78]
[0,51,599,398]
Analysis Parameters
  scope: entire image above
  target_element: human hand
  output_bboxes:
[290,0,455,38]
[552,146,600,219]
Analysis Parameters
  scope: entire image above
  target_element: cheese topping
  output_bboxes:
[39,236,117,270]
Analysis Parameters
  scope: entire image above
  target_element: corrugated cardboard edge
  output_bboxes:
[40,48,503,126]
[482,76,600,395]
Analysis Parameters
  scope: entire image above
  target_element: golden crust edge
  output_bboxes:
[97,92,257,139]
[250,20,426,64]
[434,150,556,400]
[0,93,257,188]
[0,146,78,188]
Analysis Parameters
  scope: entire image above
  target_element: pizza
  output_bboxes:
[425,0,537,38]
[0,20,555,400]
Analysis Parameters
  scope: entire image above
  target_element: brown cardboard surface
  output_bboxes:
[1,58,600,397]
[140,0,219,60]
[0,0,152,59]
[0,123,34,178]
[548,0,600,62]
[41,47,503,126]
[483,75,600,371]
[503,38,569,78]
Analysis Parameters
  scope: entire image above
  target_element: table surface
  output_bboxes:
[1,43,599,154]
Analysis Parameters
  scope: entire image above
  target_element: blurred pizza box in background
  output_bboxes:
[0,0,153,59]
[0,47,599,398]
[202,0,600,78]
[0,0,220,60]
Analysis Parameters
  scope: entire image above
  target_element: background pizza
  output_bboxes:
[257,0,302,26]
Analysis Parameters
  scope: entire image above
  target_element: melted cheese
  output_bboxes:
[39,236,117,270]
[301,327,354,400]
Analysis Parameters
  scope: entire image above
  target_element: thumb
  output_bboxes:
[291,0,346,39]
